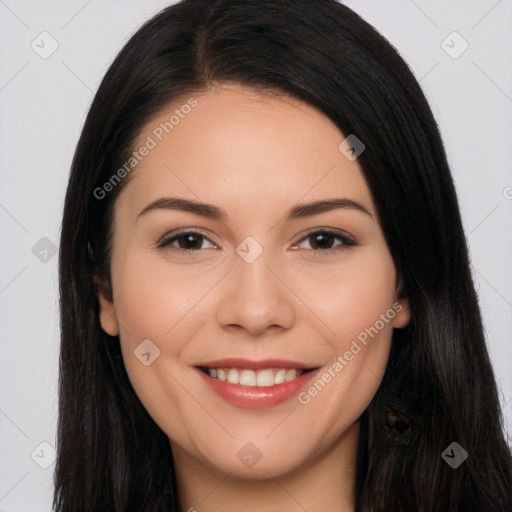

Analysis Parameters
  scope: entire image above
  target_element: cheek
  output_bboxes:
[296,251,397,346]
[293,252,397,418]
[111,250,214,347]
[110,248,229,388]
[110,252,208,434]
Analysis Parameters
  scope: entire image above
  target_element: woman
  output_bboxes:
[54,0,512,510]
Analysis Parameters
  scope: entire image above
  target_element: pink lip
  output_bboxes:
[195,366,321,409]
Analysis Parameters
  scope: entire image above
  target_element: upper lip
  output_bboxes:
[195,358,319,370]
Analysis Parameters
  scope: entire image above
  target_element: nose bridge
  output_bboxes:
[215,238,296,334]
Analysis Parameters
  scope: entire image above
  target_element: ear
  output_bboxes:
[392,277,411,329]
[94,274,120,336]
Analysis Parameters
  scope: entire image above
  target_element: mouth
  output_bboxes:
[197,366,317,387]
[194,358,321,409]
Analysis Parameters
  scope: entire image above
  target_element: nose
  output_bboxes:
[215,249,296,337]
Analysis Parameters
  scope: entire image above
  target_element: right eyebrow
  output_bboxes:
[137,197,228,221]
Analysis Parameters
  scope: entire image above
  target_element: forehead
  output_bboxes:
[121,84,372,219]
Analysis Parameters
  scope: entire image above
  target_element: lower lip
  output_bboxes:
[196,368,320,409]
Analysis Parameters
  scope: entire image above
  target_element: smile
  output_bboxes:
[198,367,312,387]
[195,359,321,409]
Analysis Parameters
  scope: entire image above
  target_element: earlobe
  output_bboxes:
[392,279,411,329]
[98,295,120,336]
[95,276,120,336]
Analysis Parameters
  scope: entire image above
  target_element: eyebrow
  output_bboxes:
[137,197,373,221]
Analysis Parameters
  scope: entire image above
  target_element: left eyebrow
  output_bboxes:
[136,196,373,221]
[285,198,373,220]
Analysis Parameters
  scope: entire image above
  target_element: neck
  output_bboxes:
[172,421,359,512]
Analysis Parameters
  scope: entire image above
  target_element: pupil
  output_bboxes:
[181,234,200,249]
[312,232,332,249]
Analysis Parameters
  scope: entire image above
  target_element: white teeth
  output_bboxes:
[205,367,304,386]
[274,369,286,385]
[285,369,297,382]
[227,369,239,384]
[239,369,256,386]
[256,369,275,387]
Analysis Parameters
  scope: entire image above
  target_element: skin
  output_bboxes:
[97,83,410,512]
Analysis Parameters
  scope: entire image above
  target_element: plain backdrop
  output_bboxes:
[0,1,511,510]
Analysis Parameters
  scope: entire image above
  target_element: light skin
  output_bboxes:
[97,83,410,512]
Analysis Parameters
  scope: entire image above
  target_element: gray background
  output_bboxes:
[0,0,511,509]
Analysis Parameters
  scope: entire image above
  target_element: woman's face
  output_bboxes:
[98,83,410,479]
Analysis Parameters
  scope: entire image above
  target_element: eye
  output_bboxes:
[293,229,356,253]
[156,228,355,254]
[157,231,217,251]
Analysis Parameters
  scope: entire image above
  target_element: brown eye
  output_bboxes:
[158,231,216,251]
[295,230,355,252]
[308,232,338,250]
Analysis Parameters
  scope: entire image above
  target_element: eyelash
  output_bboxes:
[156,228,356,256]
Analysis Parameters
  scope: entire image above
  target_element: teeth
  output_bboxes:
[239,369,256,386]
[274,369,286,384]
[256,369,274,387]
[285,369,298,382]
[205,367,304,386]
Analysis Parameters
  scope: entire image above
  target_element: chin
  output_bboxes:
[191,437,314,480]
